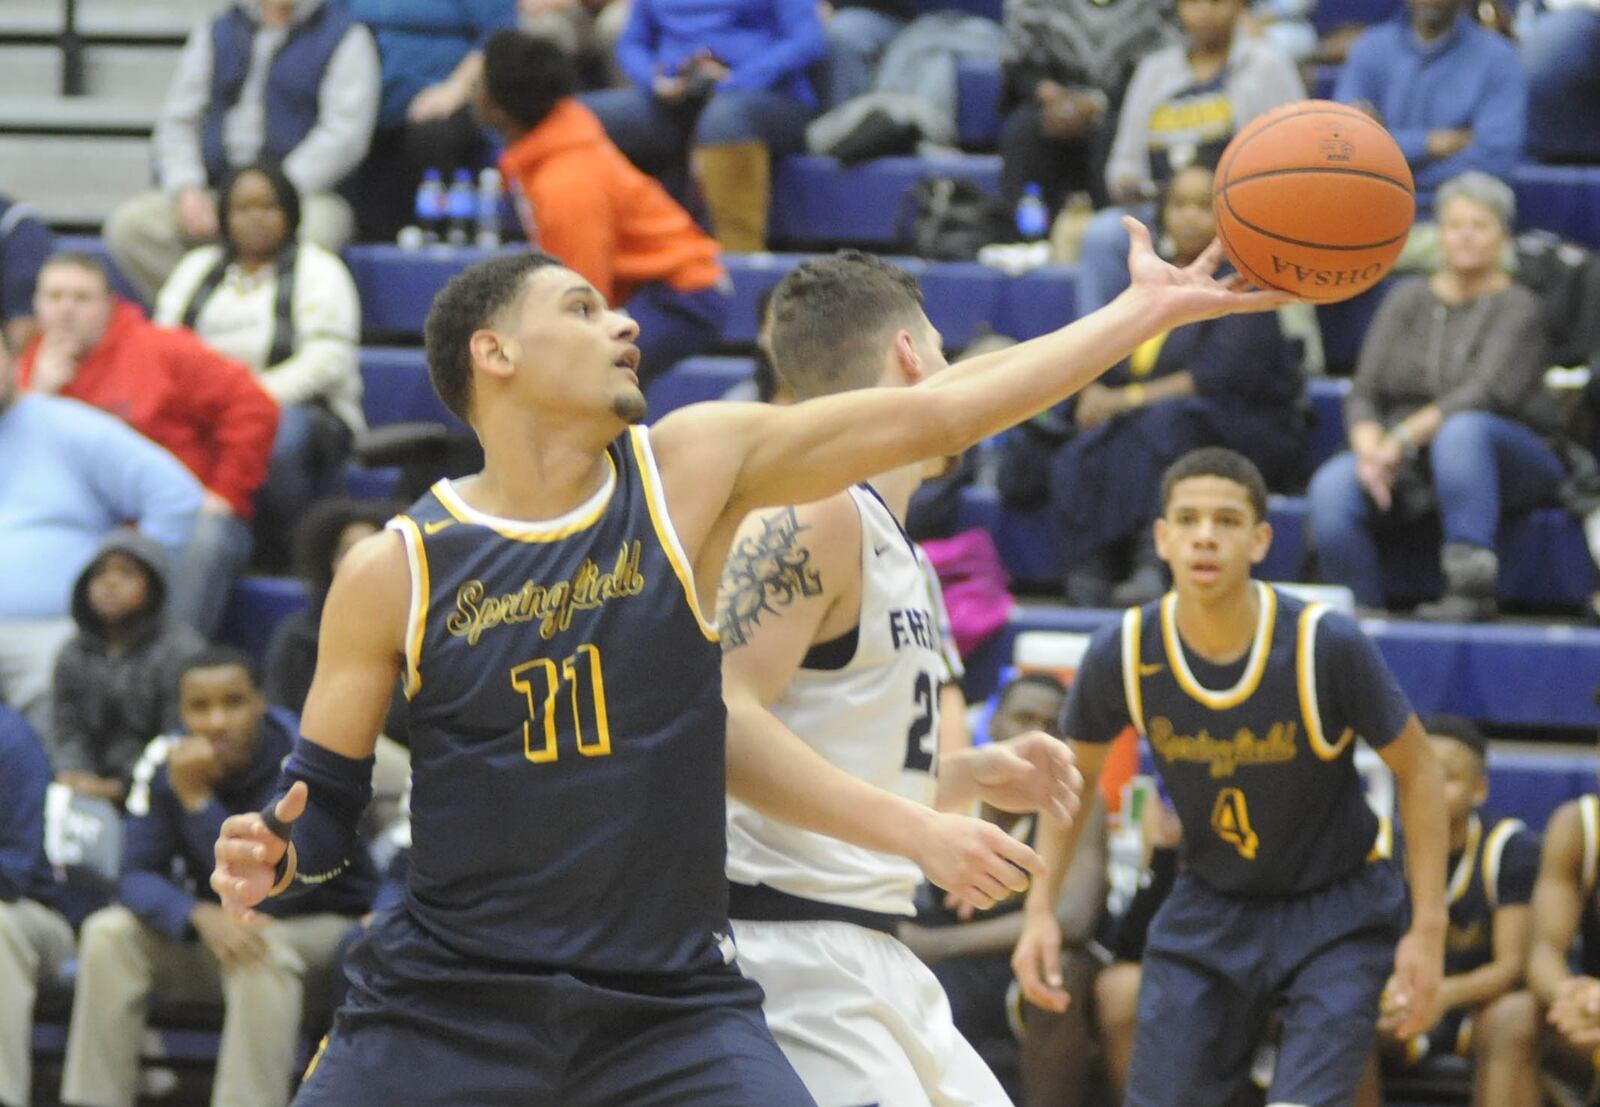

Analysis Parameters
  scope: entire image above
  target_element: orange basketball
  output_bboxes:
[1213,100,1415,304]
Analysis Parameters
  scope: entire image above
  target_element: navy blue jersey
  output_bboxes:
[1062,584,1414,896]
[1443,815,1540,978]
[387,427,729,975]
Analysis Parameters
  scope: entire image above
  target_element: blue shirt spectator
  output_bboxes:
[615,0,826,105]
[0,706,56,906]
[1334,2,1526,200]
[342,0,519,128]
[0,355,201,739]
[0,197,51,352]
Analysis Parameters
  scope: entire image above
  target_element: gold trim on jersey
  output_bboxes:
[1483,817,1525,910]
[1121,606,1147,735]
[431,457,617,543]
[1369,815,1394,861]
[303,1034,330,1081]
[1160,581,1276,710]
[1296,603,1356,761]
[1448,815,1483,906]
[1581,795,1599,896]
[388,516,430,699]
[627,426,718,642]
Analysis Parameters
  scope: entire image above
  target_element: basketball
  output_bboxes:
[1213,100,1416,304]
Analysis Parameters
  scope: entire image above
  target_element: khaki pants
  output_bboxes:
[104,189,355,303]
[0,898,74,1107]
[61,905,355,1107]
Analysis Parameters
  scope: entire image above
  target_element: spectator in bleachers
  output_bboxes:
[1355,714,1541,1107]
[1307,172,1565,620]
[478,31,731,380]
[0,194,52,352]
[342,0,519,243]
[263,498,394,716]
[20,253,281,639]
[104,0,380,303]
[996,0,1173,217]
[0,337,201,740]
[0,703,75,1107]
[1048,164,1304,608]
[1522,0,1600,165]
[59,647,376,1107]
[153,162,365,572]
[1333,0,1525,209]
[584,0,827,250]
[1073,0,1305,314]
[519,0,631,86]
[816,0,917,110]
[49,530,206,808]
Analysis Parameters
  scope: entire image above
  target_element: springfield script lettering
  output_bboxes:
[447,541,646,643]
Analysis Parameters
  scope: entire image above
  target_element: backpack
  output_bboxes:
[899,177,1009,261]
[1513,229,1600,368]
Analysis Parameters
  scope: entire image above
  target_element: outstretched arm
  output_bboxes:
[721,500,1050,908]
[210,532,408,920]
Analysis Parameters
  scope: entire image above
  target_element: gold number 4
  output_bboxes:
[1210,787,1260,861]
[510,644,613,764]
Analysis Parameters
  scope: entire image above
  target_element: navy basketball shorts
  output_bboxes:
[294,907,818,1107]
[1123,860,1406,1107]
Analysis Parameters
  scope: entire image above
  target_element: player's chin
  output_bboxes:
[611,385,648,425]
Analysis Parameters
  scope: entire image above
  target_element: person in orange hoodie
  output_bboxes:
[477,29,731,386]
[19,252,279,638]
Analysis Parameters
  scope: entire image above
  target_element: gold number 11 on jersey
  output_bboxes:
[511,644,613,764]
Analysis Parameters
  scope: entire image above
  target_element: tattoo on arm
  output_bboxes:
[716,508,824,651]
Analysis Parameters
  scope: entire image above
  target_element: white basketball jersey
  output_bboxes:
[727,485,950,916]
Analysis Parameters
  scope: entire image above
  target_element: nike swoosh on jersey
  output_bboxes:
[424,519,455,535]
[1138,662,1165,677]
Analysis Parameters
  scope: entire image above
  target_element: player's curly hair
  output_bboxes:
[423,252,563,424]
[767,250,927,400]
[1159,447,1269,521]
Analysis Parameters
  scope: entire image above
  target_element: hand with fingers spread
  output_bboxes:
[1012,905,1069,1013]
[191,901,270,970]
[1550,976,1600,1046]
[970,731,1081,823]
[211,781,307,923]
[911,812,1043,914]
[1121,217,1299,329]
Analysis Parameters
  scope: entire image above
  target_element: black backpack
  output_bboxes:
[899,177,1009,261]
[1514,229,1600,368]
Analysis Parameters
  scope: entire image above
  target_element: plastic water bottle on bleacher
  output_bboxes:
[412,168,445,245]
[1015,183,1049,242]
[446,169,476,247]
[476,168,503,249]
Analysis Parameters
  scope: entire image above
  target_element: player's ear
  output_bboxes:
[470,328,516,381]
[889,329,923,386]
[1248,519,1272,565]
[1153,516,1171,563]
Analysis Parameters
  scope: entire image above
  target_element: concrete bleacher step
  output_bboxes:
[0,135,149,226]
[964,602,1600,731]
[0,43,179,102]
[0,0,213,39]
[0,95,158,133]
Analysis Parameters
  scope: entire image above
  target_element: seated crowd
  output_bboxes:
[0,0,1598,1103]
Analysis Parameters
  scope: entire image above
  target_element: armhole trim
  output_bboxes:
[628,427,718,642]
[387,517,429,699]
[1298,603,1355,761]
[1121,607,1146,736]
[1482,817,1525,910]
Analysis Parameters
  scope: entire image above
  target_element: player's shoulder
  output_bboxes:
[1541,798,1592,876]
[1302,603,1372,656]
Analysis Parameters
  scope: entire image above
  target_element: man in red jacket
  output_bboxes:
[19,252,279,637]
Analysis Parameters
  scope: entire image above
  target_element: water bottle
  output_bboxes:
[446,168,475,247]
[475,167,503,249]
[413,168,445,244]
[1015,182,1049,242]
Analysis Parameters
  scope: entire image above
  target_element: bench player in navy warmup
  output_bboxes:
[210,223,1287,1104]
[1013,447,1449,1107]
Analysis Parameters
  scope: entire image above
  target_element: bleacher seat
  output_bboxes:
[1512,164,1600,248]
[955,59,1003,149]
[771,153,1002,249]
[963,603,1600,731]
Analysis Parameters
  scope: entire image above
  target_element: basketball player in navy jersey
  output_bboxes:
[209,226,1288,1104]
[1013,447,1450,1107]
[1357,714,1540,1107]
[717,252,1076,1107]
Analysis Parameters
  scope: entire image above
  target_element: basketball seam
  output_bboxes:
[1222,165,1413,191]
[1219,178,1409,253]
[1214,214,1289,294]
